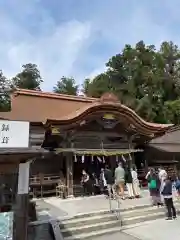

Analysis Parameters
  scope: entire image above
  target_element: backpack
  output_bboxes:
[149,179,157,189]
[175,180,180,189]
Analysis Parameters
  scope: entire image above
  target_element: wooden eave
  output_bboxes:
[0,147,49,163]
[45,103,173,137]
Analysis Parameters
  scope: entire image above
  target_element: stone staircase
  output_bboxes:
[59,202,180,240]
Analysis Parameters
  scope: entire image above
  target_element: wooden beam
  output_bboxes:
[0,164,18,174]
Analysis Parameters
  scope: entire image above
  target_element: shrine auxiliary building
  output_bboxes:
[0,89,173,197]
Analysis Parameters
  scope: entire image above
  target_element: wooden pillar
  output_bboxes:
[128,136,134,168]
[64,131,74,198]
[66,152,73,197]
[13,161,30,240]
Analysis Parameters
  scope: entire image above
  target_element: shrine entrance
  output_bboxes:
[42,93,171,197]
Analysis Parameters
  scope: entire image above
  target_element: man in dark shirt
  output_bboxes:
[161,177,176,220]
[104,165,116,199]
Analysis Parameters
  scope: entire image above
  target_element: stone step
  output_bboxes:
[60,202,153,221]
[60,213,117,228]
[62,211,177,240]
[123,211,167,226]
[61,209,166,238]
[60,206,157,229]
[61,203,180,240]
[61,219,121,237]
[61,203,179,229]
[63,226,121,240]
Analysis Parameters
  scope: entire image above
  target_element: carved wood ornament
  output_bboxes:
[99,92,120,104]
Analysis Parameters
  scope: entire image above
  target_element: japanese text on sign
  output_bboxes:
[0,120,30,148]
[0,124,10,145]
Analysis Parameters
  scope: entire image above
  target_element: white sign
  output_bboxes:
[0,120,29,148]
[17,161,30,194]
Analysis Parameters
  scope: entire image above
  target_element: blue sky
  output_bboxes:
[0,0,180,91]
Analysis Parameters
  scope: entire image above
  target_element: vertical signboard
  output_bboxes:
[17,162,30,195]
[0,120,30,148]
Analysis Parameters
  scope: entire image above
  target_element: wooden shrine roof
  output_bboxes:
[0,89,173,136]
[149,126,180,152]
[150,126,180,144]
[0,89,96,122]
[149,144,180,153]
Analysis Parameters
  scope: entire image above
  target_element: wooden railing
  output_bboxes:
[29,174,67,198]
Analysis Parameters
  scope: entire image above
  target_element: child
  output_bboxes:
[161,176,177,220]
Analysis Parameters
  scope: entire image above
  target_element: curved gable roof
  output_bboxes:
[0,89,173,136]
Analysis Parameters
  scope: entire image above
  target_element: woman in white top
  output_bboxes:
[131,166,141,197]
[158,167,167,201]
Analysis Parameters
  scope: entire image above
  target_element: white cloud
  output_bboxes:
[0,2,91,90]
[0,0,180,91]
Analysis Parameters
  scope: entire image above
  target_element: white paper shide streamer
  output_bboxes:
[81,155,85,163]
[97,156,102,162]
[74,154,77,162]
[122,155,126,162]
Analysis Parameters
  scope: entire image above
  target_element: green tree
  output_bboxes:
[53,77,78,95]
[82,74,111,98]
[159,41,180,100]
[0,70,11,111]
[81,78,91,96]
[163,100,180,124]
[12,63,43,90]
[83,40,180,123]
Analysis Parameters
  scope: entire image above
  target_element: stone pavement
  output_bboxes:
[37,190,152,219]
[93,232,139,240]
[124,217,180,240]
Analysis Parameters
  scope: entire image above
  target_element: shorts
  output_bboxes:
[116,180,125,186]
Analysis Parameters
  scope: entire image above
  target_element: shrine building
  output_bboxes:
[0,89,175,198]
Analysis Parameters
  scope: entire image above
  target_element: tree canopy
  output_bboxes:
[53,77,78,95]
[1,40,180,124]
[12,63,43,90]
[81,41,180,124]
[0,71,11,111]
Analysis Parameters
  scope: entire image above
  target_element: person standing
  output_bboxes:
[115,162,125,199]
[104,165,115,199]
[99,168,107,195]
[81,170,91,196]
[125,167,134,199]
[175,175,180,200]
[131,166,141,198]
[91,173,100,195]
[161,176,176,220]
[147,168,162,206]
[158,167,167,201]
